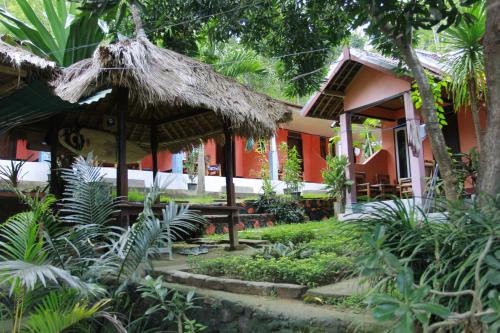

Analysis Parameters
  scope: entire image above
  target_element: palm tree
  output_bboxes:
[194,19,267,194]
[442,2,486,149]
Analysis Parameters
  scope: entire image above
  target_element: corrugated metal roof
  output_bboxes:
[0,81,76,134]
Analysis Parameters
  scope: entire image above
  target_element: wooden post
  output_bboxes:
[48,115,63,197]
[49,122,59,196]
[340,112,356,207]
[117,88,129,226]
[223,123,239,250]
[150,124,158,181]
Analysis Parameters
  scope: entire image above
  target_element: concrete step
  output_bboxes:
[305,277,369,299]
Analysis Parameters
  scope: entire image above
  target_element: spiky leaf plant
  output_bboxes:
[114,183,207,282]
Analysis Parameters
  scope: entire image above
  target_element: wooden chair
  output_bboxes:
[370,174,397,199]
[355,172,371,199]
[398,178,413,198]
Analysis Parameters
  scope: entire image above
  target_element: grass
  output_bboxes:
[194,219,366,286]
[113,190,221,204]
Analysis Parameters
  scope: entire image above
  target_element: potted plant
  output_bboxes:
[280,143,304,200]
[321,155,354,216]
[185,148,199,191]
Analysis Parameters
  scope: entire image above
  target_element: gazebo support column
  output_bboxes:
[150,124,158,180]
[49,117,60,197]
[340,112,356,208]
[223,124,239,250]
[117,87,129,226]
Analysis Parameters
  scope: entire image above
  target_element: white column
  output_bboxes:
[339,112,356,206]
[172,152,183,173]
[269,135,279,180]
[403,92,425,200]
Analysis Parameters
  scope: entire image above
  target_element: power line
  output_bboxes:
[45,1,264,56]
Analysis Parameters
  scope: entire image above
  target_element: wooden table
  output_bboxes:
[116,202,240,250]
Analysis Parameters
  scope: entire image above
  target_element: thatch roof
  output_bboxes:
[53,37,292,152]
[0,41,58,98]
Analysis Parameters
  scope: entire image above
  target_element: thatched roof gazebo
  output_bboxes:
[49,30,291,244]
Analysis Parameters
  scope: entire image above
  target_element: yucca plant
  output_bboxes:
[0,159,27,189]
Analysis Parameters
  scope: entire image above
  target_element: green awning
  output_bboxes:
[0,81,76,134]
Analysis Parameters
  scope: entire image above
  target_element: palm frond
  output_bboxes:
[60,154,118,227]
[23,291,124,333]
[113,184,206,281]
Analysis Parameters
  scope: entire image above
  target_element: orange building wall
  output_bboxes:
[16,140,39,161]
[301,133,326,183]
[141,150,173,171]
[204,140,217,166]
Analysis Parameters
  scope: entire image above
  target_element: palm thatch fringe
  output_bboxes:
[0,41,57,79]
[53,37,292,143]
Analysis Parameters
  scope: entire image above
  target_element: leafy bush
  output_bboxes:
[250,195,306,224]
[322,155,354,202]
[190,253,354,287]
[355,196,500,332]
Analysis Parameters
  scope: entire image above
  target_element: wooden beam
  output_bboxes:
[150,124,158,180]
[0,65,27,78]
[323,89,345,98]
[116,87,129,203]
[223,123,239,250]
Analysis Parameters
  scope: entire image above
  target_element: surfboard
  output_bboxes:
[59,128,148,164]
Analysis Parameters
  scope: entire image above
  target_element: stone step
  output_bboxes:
[154,269,307,299]
[161,281,385,333]
[305,277,369,299]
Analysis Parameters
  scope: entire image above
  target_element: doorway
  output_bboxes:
[394,126,410,180]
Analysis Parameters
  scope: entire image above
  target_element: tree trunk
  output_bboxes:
[468,78,482,151]
[477,0,500,199]
[128,0,147,38]
[395,40,459,201]
[197,143,206,195]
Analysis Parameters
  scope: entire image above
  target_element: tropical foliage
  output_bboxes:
[443,2,486,148]
[0,0,120,66]
[0,155,207,332]
[280,142,304,194]
[322,155,354,203]
[354,197,500,332]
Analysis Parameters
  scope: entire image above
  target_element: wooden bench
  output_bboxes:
[116,202,240,250]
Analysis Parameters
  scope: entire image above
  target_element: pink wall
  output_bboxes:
[344,66,411,111]
[457,107,486,153]
[354,149,391,184]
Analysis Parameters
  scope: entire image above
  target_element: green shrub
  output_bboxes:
[250,195,306,224]
[189,253,354,287]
